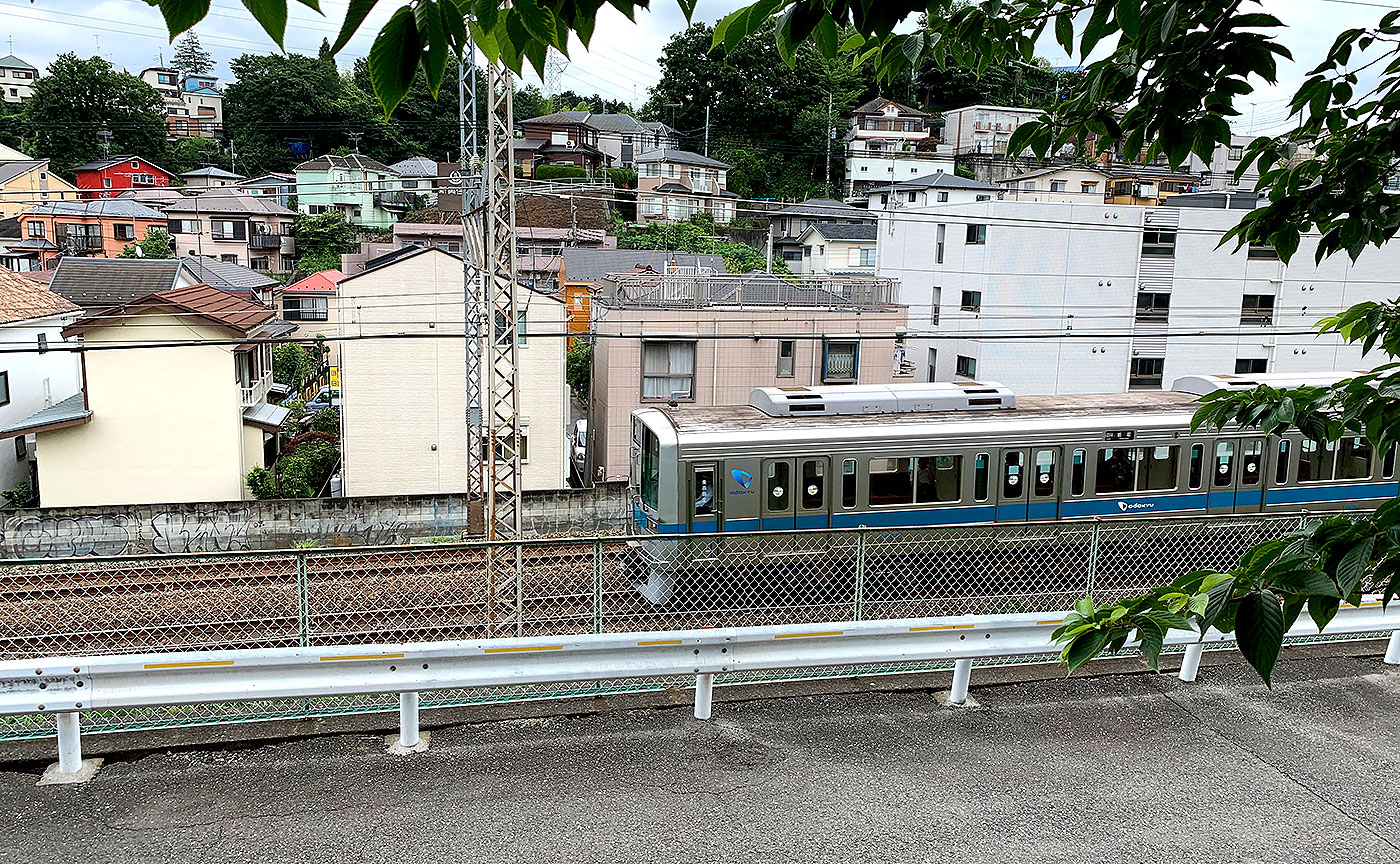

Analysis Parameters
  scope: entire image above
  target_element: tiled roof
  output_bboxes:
[767,198,873,220]
[70,154,175,177]
[388,156,439,177]
[295,154,397,174]
[635,149,732,170]
[0,54,37,71]
[0,160,45,185]
[999,164,1111,184]
[891,173,999,191]
[852,97,928,117]
[180,167,245,179]
[1,393,91,437]
[584,113,647,134]
[803,221,878,242]
[561,248,726,283]
[181,256,283,290]
[0,268,81,325]
[522,111,592,125]
[283,269,344,295]
[25,199,167,219]
[161,187,295,216]
[48,258,185,306]
[65,284,276,338]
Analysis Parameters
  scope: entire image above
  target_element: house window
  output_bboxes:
[250,257,270,271]
[281,255,296,271]
[642,341,695,401]
[965,224,987,245]
[168,219,200,234]
[26,222,44,238]
[1135,291,1170,321]
[927,348,938,382]
[937,191,949,202]
[1241,293,1275,325]
[1229,145,1244,161]
[930,287,941,325]
[1021,181,1035,191]
[859,247,876,267]
[935,224,945,263]
[103,177,112,189]
[284,297,329,322]
[113,223,135,241]
[960,290,982,312]
[1050,180,1066,192]
[1235,358,1268,374]
[1081,182,1098,193]
[130,160,140,169]
[955,355,977,378]
[1141,230,1176,256]
[823,341,859,382]
[803,245,812,258]
[0,371,8,405]
[1247,242,1279,259]
[220,254,238,264]
[776,340,795,377]
[15,435,26,462]
[402,180,419,189]
[1129,357,1165,389]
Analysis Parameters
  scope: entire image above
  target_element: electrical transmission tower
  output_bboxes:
[544,47,569,102]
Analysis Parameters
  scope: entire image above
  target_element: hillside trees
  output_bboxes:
[24,54,168,177]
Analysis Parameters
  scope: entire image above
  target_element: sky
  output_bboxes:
[0,0,1390,133]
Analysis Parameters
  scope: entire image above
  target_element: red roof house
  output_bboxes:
[71,154,177,199]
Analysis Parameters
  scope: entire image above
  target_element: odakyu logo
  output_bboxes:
[730,469,754,489]
[1117,500,1156,512]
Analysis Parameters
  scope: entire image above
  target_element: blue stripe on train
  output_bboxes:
[832,506,999,528]
[1265,482,1399,505]
[1060,493,1208,518]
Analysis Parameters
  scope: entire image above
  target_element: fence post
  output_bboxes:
[1085,520,1101,598]
[56,712,82,774]
[1385,631,1400,665]
[1179,642,1205,682]
[693,673,714,720]
[592,539,604,635]
[948,658,974,706]
[388,691,428,754]
[295,551,310,647]
[853,529,867,621]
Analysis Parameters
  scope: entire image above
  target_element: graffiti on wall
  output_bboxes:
[2,514,136,558]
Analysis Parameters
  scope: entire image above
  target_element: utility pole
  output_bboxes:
[348,131,363,153]
[459,54,485,509]
[824,91,833,199]
[704,105,710,158]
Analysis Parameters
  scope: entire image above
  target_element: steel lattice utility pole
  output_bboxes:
[459,56,485,506]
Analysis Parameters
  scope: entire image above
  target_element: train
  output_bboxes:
[625,374,1393,603]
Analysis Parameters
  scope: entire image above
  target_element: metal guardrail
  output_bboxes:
[605,271,900,309]
[6,602,1398,781]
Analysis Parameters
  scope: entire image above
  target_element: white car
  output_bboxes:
[570,419,588,484]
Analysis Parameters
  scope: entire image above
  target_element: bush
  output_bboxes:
[273,343,310,388]
[245,467,277,499]
[277,440,339,498]
[605,167,637,189]
[283,429,338,453]
[2,481,35,508]
[308,406,339,435]
[566,341,592,401]
[534,164,588,181]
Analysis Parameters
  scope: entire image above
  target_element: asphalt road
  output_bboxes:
[2,653,1398,864]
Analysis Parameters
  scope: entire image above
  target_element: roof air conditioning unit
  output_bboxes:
[749,382,1016,417]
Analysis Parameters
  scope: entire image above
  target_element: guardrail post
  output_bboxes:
[948,658,973,706]
[56,712,81,773]
[694,673,714,720]
[853,529,867,621]
[1385,631,1400,665]
[295,551,310,647]
[388,692,427,754]
[1179,642,1205,682]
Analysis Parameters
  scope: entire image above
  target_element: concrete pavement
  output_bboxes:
[1,652,1397,864]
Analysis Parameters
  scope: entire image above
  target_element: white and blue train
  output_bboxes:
[628,374,1395,537]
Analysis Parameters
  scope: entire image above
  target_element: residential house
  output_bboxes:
[639,121,681,152]
[179,256,285,306]
[336,246,569,494]
[71,155,177,199]
[582,113,651,168]
[139,68,224,138]
[0,159,80,219]
[766,198,876,269]
[517,111,609,177]
[869,173,999,210]
[163,187,297,272]
[0,143,29,160]
[587,269,908,481]
[295,154,407,229]
[1103,169,1204,205]
[180,167,246,189]
[0,55,37,103]
[996,165,1113,203]
[795,223,879,275]
[279,268,342,362]
[237,172,297,209]
[1186,134,1261,192]
[558,248,725,335]
[845,97,954,201]
[4,285,289,507]
[941,105,1045,155]
[45,256,283,310]
[0,270,82,494]
[635,149,737,223]
[876,198,1394,394]
[5,199,168,270]
[387,156,440,198]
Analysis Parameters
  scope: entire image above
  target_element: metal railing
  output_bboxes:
[0,512,1364,742]
[604,271,901,309]
[240,373,272,407]
[249,234,283,249]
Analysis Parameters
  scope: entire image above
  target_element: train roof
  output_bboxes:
[651,391,1202,434]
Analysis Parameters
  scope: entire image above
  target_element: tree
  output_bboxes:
[117,228,175,260]
[0,100,25,152]
[292,211,359,273]
[273,342,311,389]
[24,54,168,177]
[171,32,214,77]
[566,342,592,402]
[166,137,230,176]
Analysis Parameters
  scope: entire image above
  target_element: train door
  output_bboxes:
[722,456,760,532]
[1028,446,1061,521]
[760,458,796,531]
[996,448,1029,521]
[796,457,830,530]
[1207,438,1265,514]
[689,464,720,533]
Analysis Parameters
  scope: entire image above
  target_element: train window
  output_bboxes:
[641,427,660,510]
[1276,440,1291,485]
[1034,449,1056,497]
[693,467,715,516]
[974,453,990,501]
[869,458,915,506]
[842,459,857,508]
[1213,442,1235,487]
[1189,444,1204,489]
[1096,448,1135,494]
[1071,449,1086,496]
[916,455,963,503]
[1240,440,1262,486]
[1002,452,1024,499]
[1298,439,1335,483]
[1385,445,1397,480]
[766,461,791,511]
[1337,437,1373,480]
[801,460,825,509]
[1137,446,1180,491]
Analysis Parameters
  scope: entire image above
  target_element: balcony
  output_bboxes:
[249,234,282,249]
[603,271,900,311]
[690,178,714,194]
[57,235,102,253]
[240,372,272,408]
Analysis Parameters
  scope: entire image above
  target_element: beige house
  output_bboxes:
[636,149,737,223]
[794,222,878,275]
[997,165,1113,203]
[588,271,909,481]
[337,246,569,496]
[279,268,342,362]
[0,159,80,218]
[6,285,288,507]
[163,188,297,273]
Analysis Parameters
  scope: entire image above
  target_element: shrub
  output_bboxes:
[2,481,35,508]
[273,343,310,388]
[283,429,338,453]
[308,407,340,435]
[534,164,588,181]
[245,467,277,499]
[566,341,591,401]
[277,440,338,498]
[605,167,637,189]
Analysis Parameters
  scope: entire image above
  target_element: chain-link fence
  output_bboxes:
[0,512,1356,741]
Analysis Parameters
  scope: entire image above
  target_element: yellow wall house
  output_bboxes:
[0,158,79,219]
[4,285,290,507]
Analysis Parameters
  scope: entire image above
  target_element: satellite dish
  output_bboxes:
[134,246,144,258]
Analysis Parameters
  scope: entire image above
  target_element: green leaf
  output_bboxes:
[331,0,379,53]
[1073,595,1095,618]
[1336,536,1376,596]
[1054,12,1074,56]
[414,1,449,98]
[1116,0,1140,39]
[1136,620,1165,670]
[157,0,213,39]
[238,0,289,49]
[1160,1,1178,40]
[513,0,559,48]
[1235,590,1285,686]
[1269,568,1341,597]
[1064,629,1109,675]
[1307,593,1341,630]
[368,5,420,117]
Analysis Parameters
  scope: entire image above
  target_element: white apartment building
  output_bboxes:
[336,246,569,496]
[845,98,955,201]
[0,54,37,102]
[877,199,1396,393]
[941,105,1045,155]
[1186,134,1261,192]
